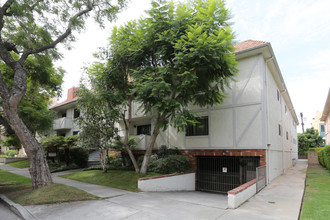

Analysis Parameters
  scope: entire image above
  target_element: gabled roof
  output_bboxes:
[234,40,268,53]
[49,96,78,110]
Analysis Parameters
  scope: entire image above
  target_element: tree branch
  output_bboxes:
[19,4,93,63]
[0,0,15,30]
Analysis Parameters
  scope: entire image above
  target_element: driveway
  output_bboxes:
[1,159,307,220]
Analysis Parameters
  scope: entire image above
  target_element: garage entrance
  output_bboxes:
[197,156,260,193]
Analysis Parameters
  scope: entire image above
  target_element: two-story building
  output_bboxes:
[49,87,80,137]
[321,89,330,145]
[118,40,299,193]
[312,111,326,146]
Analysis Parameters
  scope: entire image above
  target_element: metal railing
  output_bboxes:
[256,165,266,192]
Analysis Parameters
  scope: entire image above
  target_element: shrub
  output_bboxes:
[5,150,18,157]
[108,152,123,168]
[148,154,190,174]
[69,147,89,168]
[318,145,330,170]
[157,145,180,158]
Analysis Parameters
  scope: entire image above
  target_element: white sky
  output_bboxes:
[55,0,330,133]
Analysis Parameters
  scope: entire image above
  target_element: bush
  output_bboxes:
[157,145,180,158]
[318,145,330,170]
[69,147,89,168]
[148,154,190,174]
[5,150,18,157]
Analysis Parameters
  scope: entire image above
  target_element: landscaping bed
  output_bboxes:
[0,169,99,206]
[60,170,161,192]
[300,165,330,220]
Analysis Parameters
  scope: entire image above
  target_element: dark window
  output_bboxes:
[278,124,282,136]
[57,132,66,137]
[286,131,288,140]
[277,90,280,102]
[74,109,80,118]
[137,124,151,135]
[73,131,79,136]
[320,125,325,132]
[61,112,66,118]
[186,116,209,136]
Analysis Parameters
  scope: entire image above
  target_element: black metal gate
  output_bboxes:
[197,156,260,193]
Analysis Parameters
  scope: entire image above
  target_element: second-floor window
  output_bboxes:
[137,124,151,135]
[320,125,325,132]
[186,116,209,136]
[74,109,80,118]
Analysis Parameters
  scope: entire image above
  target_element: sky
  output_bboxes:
[55,0,330,133]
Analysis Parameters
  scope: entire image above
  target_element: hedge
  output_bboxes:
[317,145,330,170]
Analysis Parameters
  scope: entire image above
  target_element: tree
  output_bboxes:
[298,128,323,156]
[75,84,120,173]
[0,0,126,189]
[130,0,237,173]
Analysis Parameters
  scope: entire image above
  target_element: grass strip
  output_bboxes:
[60,170,160,192]
[300,167,330,220]
[6,160,29,168]
[9,183,99,205]
[0,169,98,206]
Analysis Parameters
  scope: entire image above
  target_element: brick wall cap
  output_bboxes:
[138,172,195,181]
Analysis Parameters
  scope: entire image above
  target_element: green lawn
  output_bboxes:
[60,170,160,192]
[0,169,99,205]
[6,160,29,168]
[300,167,330,220]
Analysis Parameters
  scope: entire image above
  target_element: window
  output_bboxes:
[285,105,287,113]
[320,125,325,132]
[277,90,281,102]
[61,112,66,118]
[73,131,79,136]
[286,131,288,140]
[186,116,209,136]
[278,124,282,136]
[137,124,151,135]
[74,108,80,118]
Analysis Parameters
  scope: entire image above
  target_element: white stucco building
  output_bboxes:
[49,87,80,137]
[119,40,299,192]
[321,89,330,145]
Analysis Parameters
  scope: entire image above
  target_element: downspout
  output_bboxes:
[265,56,273,184]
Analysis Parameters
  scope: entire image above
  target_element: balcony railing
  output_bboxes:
[53,117,73,130]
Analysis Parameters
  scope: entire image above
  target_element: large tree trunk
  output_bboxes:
[140,125,160,174]
[123,99,139,173]
[2,102,52,189]
[0,63,52,189]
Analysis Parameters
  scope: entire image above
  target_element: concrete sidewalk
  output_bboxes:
[0,160,307,220]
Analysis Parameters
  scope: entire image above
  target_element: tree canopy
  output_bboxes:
[0,0,127,189]
[95,0,237,173]
[298,128,323,156]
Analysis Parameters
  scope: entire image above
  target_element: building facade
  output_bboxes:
[321,89,330,145]
[118,40,298,192]
[49,87,80,137]
[312,111,326,146]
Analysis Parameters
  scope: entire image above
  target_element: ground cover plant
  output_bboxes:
[6,160,29,168]
[60,170,160,192]
[300,166,330,220]
[0,169,98,206]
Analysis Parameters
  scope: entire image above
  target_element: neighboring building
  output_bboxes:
[312,111,326,146]
[49,87,80,137]
[321,89,330,145]
[117,40,299,193]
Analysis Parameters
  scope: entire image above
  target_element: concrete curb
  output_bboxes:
[0,194,38,220]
